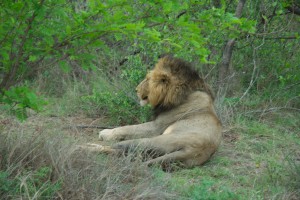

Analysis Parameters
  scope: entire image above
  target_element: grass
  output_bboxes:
[1,101,299,200]
[0,115,174,199]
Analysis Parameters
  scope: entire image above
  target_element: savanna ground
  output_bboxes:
[1,1,300,199]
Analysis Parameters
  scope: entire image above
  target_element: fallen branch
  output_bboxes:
[64,125,115,129]
[244,107,300,115]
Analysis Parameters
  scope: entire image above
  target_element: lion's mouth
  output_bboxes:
[139,96,148,106]
[142,96,148,100]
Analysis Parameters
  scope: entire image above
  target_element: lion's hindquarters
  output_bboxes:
[145,148,214,168]
[145,150,189,166]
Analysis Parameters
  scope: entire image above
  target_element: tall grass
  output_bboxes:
[0,117,174,199]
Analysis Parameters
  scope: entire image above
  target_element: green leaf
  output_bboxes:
[59,60,71,73]
[29,55,38,62]
[66,25,71,35]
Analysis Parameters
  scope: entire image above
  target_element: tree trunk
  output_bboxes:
[217,0,247,89]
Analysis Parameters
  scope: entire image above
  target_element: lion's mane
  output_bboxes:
[139,55,214,115]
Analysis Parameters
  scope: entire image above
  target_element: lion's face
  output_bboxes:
[136,56,213,111]
[136,77,150,106]
[136,69,171,108]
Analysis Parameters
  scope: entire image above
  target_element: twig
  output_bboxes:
[255,36,299,40]
[244,107,300,115]
[176,11,187,19]
[65,125,115,129]
[119,49,141,66]
[239,33,263,101]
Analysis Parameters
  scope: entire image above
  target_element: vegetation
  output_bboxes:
[0,0,299,199]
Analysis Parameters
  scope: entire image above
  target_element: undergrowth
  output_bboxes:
[39,55,152,126]
[0,117,173,199]
[0,167,61,199]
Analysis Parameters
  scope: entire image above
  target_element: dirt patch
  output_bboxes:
[222,129,240,143]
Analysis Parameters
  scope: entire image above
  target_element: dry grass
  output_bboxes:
[0,115,174,200]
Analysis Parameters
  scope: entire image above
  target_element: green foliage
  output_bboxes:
[0,86,47,120]
[0,0,260,120]
[0,1,255,78]
[0,167,61,199]
[1,0,299,121]
[82,90,151,125]
[80,55,151,125]
[0,171,17,195]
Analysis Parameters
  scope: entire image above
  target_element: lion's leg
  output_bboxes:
[112,138,157,152]
[99,121,161,141]
[145,150,212,168]
[144,150,188,166]
[78,143,118,154]
[112,134,185,156]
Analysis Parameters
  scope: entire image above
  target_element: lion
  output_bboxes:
[87,55,222,168]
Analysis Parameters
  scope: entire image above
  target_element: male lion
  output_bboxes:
[89,55,222,168]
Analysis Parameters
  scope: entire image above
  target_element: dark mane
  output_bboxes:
[151,55,214,116]
[159,55,201,85]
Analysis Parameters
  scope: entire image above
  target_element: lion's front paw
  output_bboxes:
[99,129,116,141]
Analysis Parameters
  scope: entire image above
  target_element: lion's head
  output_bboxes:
[136,56,214,113]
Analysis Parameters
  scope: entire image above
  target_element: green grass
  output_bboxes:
[0,167,62,200]
[157,111,300,200]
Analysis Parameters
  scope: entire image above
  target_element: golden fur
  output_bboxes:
[137,56,214,115]
[92,56,222,168]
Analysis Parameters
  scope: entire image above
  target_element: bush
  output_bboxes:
[82,90,151,125]
[0,86,47,120]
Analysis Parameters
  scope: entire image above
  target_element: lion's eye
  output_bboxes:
[142,96,148,100]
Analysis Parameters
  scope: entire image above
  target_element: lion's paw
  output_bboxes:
[77,143,105,151]
[99,129,116,141]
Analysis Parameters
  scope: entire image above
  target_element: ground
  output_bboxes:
[0,110,299,199]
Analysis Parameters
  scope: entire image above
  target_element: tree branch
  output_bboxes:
[0,0,45,91]
[176,11,187,19]
[234,0,246,17]
[119,50,141,66]
[255,36,299,40]
[65,125,115,129]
